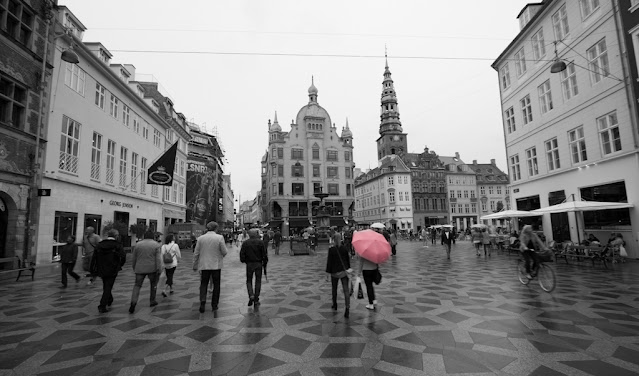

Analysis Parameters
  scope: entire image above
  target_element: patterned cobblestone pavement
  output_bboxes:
[2,240,639,375]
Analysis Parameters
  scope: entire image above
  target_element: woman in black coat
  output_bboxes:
[326,245,352,318]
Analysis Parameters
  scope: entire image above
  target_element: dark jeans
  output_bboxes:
[331,275,350,308]
[200,269,221,306]
[165,267,176,286]
[523,249,539,274]
[362,270,376,304]
[131,272,158,305]
[61,262,80,286]
[245,262,262,299]
[99,275,117,308]
[391,245,397,255]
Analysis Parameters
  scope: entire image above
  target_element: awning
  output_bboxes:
[330,218,347,227]
[532,200,633,214]
[266,220,284,228]
[288,218,311,227]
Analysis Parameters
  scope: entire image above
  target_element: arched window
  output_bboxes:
[430,182,437,193]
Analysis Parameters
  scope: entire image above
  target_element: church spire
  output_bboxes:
[379,56,402,135]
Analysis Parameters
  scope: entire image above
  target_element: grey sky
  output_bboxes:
[60,0,529,203]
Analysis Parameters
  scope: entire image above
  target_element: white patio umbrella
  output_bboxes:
[531,200,633,243]
[480,210,542,220]
[531,201,633,214]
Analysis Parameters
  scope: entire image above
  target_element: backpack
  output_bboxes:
[162,245,174,264]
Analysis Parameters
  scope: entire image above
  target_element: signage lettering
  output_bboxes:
[109,200,134,208]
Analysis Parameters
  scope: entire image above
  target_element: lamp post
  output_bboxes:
[24,2,80,262]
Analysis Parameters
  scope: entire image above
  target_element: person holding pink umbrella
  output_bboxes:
[354,224,390,310]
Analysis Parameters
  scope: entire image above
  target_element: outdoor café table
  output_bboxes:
[565,244,608,268]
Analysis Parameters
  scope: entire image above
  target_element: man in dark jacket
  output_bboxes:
[91,229,126,313]
[441,227,454,260]
[239,229,268,307]
[59,235,81,287]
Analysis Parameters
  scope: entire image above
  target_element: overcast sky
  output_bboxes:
[60,0,531,204]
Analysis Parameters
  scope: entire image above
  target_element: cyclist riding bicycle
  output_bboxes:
[519,225,548,280]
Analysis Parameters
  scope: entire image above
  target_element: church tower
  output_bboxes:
[376,56,407,161]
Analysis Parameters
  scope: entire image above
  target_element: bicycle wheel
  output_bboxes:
[537,263,556,292]
[517,259,530,285]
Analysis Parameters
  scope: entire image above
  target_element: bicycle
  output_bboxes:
[516,253,556,292]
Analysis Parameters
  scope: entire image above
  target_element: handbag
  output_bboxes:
[354,276,364,299]
[162,245,174,264]
[373,268,382,285]
[620,245,628,257]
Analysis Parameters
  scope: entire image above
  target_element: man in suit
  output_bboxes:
[441,227,454,260]
[193,221,228,313]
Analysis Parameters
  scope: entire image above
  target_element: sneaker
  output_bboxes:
[526,274,533,280]
[150,301,158,307]
[248,296,254,306]
[162,292,168,298]
[365,304,375,310]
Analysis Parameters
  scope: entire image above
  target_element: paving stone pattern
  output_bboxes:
[2,240,639,375]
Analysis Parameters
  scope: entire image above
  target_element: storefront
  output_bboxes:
[36,179,163,265]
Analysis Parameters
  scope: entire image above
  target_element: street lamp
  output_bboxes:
[24,3,80,262]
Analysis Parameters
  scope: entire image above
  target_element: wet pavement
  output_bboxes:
[2,239,639,375]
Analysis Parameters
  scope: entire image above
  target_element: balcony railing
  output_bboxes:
[90,163,100,180]
[106,168,114,184]
[59,151,78,174]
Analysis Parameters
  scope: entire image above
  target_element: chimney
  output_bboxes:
[490,159,496,165]
[473,160,477,165]
[455,152,460,159]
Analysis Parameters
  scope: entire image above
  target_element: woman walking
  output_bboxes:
[326,244,352,318]
[160,234,181,297]
[357,254,379,310]
[482,228,491,257]
[472,229,482,256]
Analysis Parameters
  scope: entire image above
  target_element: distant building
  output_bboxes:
[439,153,478,231]
[260,80,355,236]
[470,159,510,229]
[493,1,639,255]
[354,155,412,230]
[186,124,224,226]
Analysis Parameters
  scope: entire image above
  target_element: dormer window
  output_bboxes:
[151,99,159,114]
[99,49,109,64]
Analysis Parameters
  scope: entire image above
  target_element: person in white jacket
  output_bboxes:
[193,221,228,312]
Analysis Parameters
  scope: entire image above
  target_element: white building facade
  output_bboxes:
[35,7,189,264]
[354,155,413,231]
[493,1,639,256]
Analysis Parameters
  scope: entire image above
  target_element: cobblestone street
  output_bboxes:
[2,240,639,375]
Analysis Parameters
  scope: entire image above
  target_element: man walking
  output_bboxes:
[441,227,453,260]
[83,227,101,285]
[91,229,126,313]
[129,231,162,313]
[272,230,282,255]
[193,221,228,313]
[239,229,268,307]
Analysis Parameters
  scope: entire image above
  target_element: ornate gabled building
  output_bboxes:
[260,80,355,236]
[400,147,449,231]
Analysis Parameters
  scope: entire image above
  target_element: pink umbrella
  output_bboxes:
[352,229,391,264]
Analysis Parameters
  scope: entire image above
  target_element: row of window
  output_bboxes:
[0,0,34,48]
[63,62,185,154]
[450,200,510,214]
[510,111,620,181]
[59,115,186,204]
[355,190,412,209]
[271,147,351,162]
[269,164,352,179]
[412,182,446,193]
[447,176,478,185]
[413,198,447,211]
[412,171,445,179]
[270,182,352,197]
[354,175,410,196]
[502,1,604,89]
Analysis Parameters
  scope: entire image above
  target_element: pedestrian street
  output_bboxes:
[2,240,639,375]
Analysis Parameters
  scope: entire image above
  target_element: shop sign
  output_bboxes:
[109,200,134,208]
